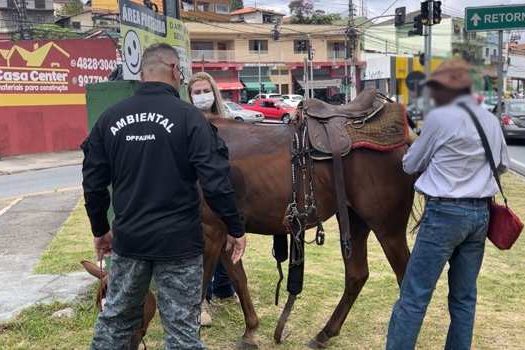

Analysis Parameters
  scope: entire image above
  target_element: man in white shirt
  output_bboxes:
[386,58,509,350]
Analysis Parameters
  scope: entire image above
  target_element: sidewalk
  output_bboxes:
[0,150,83,175]
[0,190,94,322]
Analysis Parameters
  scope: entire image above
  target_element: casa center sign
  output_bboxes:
[465,5,525,32]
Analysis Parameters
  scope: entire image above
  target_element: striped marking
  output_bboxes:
[0,94,86,107]
[0,197,22,217]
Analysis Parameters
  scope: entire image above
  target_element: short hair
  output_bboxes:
[141,43,179,71]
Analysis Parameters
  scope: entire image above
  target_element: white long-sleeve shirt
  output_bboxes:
[403,95,510,198]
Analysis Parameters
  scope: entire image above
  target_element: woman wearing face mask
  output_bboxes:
[188,72,226,119]
[188,72,237,327]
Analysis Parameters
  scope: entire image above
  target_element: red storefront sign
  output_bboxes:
[0,39,117,156]
[0,38,117,103]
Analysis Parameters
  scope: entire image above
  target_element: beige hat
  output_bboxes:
[424,57,473,90]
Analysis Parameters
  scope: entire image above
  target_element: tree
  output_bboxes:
[289,0,340,24]
[289,0,314,23]
[230,0,243,11]
[58,0,84,17]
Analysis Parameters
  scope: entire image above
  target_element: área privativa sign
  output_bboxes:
[0,38,117,98]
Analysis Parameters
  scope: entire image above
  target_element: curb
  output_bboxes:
[510,158,525,177]
[0,162,82,176]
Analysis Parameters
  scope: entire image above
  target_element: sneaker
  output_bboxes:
[200,300,212,327]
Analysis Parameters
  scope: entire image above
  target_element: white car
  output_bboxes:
[247,93,282,104]
[281,94,304,107]
[223,101,264,123]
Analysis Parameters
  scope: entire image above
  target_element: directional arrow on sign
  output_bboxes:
[471,13,481,26]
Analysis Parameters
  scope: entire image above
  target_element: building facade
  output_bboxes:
[187,22,357,102]
[0,0,55,40]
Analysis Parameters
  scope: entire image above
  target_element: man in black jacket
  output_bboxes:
[83,43,246,349]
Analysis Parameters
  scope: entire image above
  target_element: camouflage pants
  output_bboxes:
[91,252,206,350]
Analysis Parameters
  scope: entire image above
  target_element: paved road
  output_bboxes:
[508,141,525,175]
[0,165,81,199]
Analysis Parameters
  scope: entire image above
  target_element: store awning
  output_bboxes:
[297,79,341,89]
[216,81,244,90]
[242,81,277,92]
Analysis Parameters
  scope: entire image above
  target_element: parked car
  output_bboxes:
[247,93,282,104]
[281,94,304,107]
[501,99,525,140]
[223,101,264,123]
[241,98,295,123]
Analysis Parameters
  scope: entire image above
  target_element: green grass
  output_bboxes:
[33,200,94,274]
[2,174,525,349]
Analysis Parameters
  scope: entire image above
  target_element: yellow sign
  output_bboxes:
[92,0,163,14]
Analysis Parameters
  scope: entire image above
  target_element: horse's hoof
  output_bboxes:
[237,337,258,350]
[274,328,291,344]
[307,338,328,349]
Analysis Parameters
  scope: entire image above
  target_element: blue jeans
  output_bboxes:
[386,199,489,350]
[206,261,235,300]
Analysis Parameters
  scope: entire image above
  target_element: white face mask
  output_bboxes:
[192,92,215,111]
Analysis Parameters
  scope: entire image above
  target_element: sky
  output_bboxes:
[246,0,525,18]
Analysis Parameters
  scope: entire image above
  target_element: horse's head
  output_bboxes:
[81,260,157,349]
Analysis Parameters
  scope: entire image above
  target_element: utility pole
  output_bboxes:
[423,6,432,116]
[13,0,31,40]
[345,0,356,103]
[258,40,262,97]
[497,30,504,119]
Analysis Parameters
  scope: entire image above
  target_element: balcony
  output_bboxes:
[328,50,347,62]
[191,50,235,62]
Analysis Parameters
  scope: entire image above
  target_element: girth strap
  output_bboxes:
[323,125,352,258]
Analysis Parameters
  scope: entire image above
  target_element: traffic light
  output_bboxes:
[394,7,406,27]
[433,1,442,24]
[410,15,423,36]
[420,1,430,25]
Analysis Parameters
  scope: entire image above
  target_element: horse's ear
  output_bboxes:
[81,260,106,279]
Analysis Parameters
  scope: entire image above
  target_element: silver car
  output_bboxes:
[501,99,525,140]
[223,101,264,123]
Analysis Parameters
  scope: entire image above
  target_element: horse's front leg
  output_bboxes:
[221,248,260,349]
[309,209,371,349]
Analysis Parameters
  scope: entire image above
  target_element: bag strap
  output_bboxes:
[458,102,508,207]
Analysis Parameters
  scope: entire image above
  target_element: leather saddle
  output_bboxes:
[300,88,387,259]
[303,88,385,156]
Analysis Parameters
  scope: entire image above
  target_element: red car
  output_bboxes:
[241,98,295,123]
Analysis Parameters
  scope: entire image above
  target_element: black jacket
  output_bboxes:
[82,82,244,260]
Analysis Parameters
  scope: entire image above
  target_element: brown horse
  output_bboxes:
[201,116,415,349]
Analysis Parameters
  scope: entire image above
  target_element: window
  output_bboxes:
[262,101,276,108]
[7,0,15,8]
[249,40,268,53]
[493,49,497,56]
[34,0,46,9]
[72,21,81,29]
[294,40,309,54]
[485,48,489,57]
[215,3,229,14]
[262,14,274,23]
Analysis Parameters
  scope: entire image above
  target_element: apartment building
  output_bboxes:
[187,22,356,102]
[0,0,55,39]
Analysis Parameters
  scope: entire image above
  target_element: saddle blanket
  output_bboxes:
[348,102,408,151]
[311,103,408,160]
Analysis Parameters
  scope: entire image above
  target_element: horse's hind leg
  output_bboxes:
[203,226,226,299]
[309,209,370,349]
[373,197,412,286]
[221,249,260,349]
